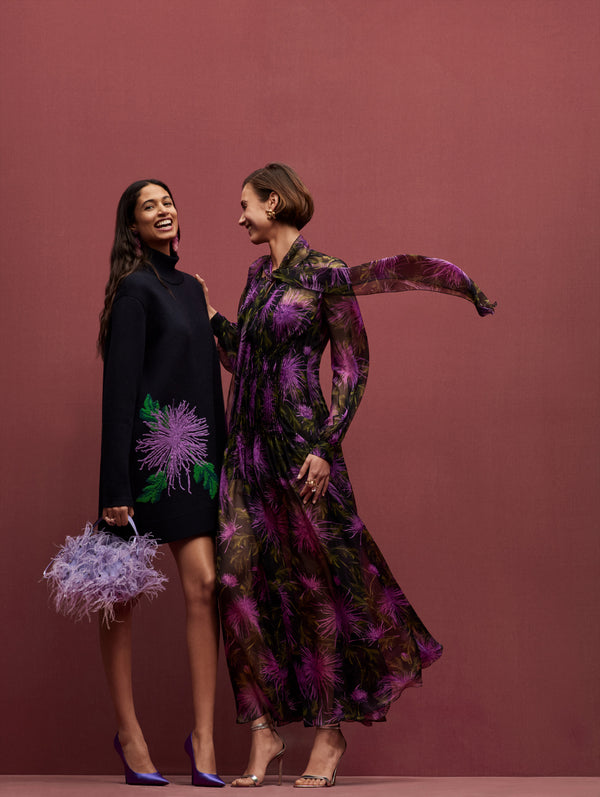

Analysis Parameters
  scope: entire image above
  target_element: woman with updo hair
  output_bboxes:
[198,163,494,788]
[98,179,226,787]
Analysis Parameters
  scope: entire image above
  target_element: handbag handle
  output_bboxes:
[94,515,139,536]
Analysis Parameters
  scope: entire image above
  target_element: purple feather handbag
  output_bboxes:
[43,516,167,625]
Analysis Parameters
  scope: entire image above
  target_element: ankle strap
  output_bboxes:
[250,721,272,732]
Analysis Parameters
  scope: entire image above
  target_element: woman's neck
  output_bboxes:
[268,226,300,270]
[152,241,173,256]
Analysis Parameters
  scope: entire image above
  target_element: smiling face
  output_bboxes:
[131,183,178,254]
[238,183,277,245]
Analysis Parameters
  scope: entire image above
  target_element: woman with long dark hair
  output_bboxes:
[98,179,226,787]
[198,163,494,788]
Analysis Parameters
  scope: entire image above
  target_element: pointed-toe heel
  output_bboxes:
[113,734,169,786]
[184,733,225,787]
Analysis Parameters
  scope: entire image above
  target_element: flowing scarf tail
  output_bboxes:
[276,253,496,316]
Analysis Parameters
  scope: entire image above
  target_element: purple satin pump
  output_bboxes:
[184,733,225,787]
[113,734,169,786]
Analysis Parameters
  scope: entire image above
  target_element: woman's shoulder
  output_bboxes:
[305,248,347,270]
[113,267,155,305]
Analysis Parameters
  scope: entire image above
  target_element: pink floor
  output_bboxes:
[1,777,598,796]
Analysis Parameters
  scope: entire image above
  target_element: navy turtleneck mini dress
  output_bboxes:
[99,247,226,543]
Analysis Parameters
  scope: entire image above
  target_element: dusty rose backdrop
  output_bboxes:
[1,0,598,777]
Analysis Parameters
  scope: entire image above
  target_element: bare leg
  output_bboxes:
[231,716,285,787]
[294,727,346,787]
[98,602,158,773]
[170,535,220,774]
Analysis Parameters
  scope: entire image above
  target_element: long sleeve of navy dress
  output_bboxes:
[99,247,226,543]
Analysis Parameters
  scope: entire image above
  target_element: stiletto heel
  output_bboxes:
[231,720,286,787]
[277,751,284,786]
[294,726,346,788]
[184,733,225,787]
[113,734,169,786]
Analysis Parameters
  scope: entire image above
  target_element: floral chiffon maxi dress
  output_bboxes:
[211,235,494,726]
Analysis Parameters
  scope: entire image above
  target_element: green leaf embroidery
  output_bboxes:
[193,462,218,499]
[138,470,168,503]
[139,393,161,424]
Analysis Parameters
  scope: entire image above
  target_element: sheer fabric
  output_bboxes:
[212,236,494,725]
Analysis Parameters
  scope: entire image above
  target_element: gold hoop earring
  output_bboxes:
[266,209,277,221]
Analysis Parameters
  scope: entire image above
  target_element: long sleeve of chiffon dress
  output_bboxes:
[99,246,226,543]
[210,235,494,726]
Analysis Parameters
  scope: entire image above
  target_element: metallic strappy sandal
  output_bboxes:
[231,720,286,788]
[294,725,346,789]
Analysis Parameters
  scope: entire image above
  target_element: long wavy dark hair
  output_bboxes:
[97,179,177,357]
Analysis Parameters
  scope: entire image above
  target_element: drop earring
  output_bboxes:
[266,209,276,221]
[172,233,179,253]
[132,231,142,257]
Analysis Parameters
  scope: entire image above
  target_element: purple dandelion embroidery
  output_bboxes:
[136,395,209,497]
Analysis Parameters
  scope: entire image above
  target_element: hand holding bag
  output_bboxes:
[43,516,167,625]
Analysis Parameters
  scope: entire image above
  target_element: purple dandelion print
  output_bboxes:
[299,573,323,593]
[378,585,410,621]
[280,353,304,396]
[220,572,239,588]
[220,515,242,551]
[423,257,469,289]
[213,235,475,725]
[333,342,361,386]
[259,649,288,693]
[225,595,261,637]
[272,288,313,334]
[297,646,341,701]
[317,592,363,640]
[351,686,369,703]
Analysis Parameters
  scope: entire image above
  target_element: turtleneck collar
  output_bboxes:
[145,246,183,285]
